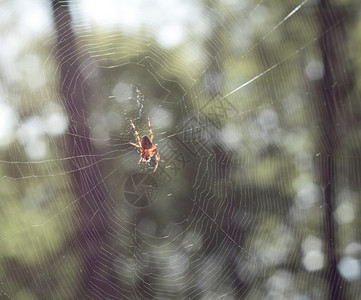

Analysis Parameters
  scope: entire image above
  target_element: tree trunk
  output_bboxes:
[51,1,118,298]
[317,2,350,299]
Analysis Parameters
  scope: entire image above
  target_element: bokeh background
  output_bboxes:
[1,0,361,299]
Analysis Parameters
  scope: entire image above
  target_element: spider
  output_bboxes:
[129,117,160,172]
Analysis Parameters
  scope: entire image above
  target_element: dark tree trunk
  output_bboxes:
[51,1,119,298]
[317,2,350,299]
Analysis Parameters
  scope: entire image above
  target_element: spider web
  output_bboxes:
[1,0,361,299]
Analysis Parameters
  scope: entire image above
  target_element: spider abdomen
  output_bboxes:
[141,136,153,149]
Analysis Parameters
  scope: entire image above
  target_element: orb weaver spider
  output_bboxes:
[129,117,160,172]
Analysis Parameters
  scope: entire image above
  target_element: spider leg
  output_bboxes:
[129,142,140,148]
[153,145,160,172]
[130,119,142,147]
[148,117,153,143]
[138,157,143,164]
